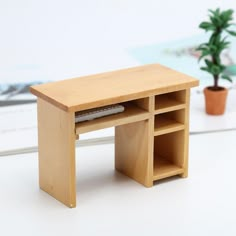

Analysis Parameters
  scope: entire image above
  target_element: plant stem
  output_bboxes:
[213,74,218,89]
[211,28,221,90]
[212,53,219,89]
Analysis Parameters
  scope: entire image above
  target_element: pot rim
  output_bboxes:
[204,86,227,92]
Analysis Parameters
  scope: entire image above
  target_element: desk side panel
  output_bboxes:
[37,98,76,208]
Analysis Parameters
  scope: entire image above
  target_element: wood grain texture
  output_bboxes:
[181,89,190,178]
[115,118,154,187]
[154,107,186,168]
[153,130,185,180]
[154,116,185,136]
[133,97,151,111]
[149,96,155,113]
[153,156,184,180]
[155,90,186,114]
[32,65,198,207]
[153,89,190,181]
[154,108,185,135]
[30,64,199,112]
[37,98,76,208]
[155,95,186,114]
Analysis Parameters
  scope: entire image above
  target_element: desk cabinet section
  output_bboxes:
[153,89,190,182]
[153,131,185,181]
[155,90,186,114]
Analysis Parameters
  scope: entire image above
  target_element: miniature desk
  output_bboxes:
[30,64,199,208]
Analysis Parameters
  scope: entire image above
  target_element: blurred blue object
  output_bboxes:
[224,65,236,76]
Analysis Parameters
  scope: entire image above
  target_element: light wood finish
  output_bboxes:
[155,90,186,114]
[154,116,185,136]
[133,97,151,111]
[154,130,185,180]
[75,102,150,134]
[155,96,186,114]
[30,64,199,112]
[157,107,185,123]
[153,90,188,181]
[153,156,184,181]
[149,96,155,113]
[153,88,190,180]
[37,98,76,208]
[181,89,190,178]
[115,119,154,187]
[30,64,198,207]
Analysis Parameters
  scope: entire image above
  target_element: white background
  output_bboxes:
[0,1,236,236]
[1,0,235,80]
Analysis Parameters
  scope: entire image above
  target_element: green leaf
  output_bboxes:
[198,49,211,61]
[204,59,213,67]
[221,9,234,29]
[209,33,218,44]
[220,65,226,71]
[222,74,233,82]
[220,36,230,48]
[221,9,234,22]
[226,30,236,36]
[196,44,208,51]
[199,22,216,31]
[215,56,221,65]
[200,66,211,73]
[210,65,221,75]
[209,44,218,53]
[209,8,220,17]
[222,41,230,47]
[198,42,209,48]
[210,15,222,27]
[214,36,231,53]
[224,23,236,28]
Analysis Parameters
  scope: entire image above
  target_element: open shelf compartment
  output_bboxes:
[75,98,150,134]
[155,90,186,114]
[153,131,184,181]
[154,109,185,136]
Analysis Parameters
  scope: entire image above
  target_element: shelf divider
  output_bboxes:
[154,116,185,136]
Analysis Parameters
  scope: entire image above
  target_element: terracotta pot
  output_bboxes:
[203,87,228,115]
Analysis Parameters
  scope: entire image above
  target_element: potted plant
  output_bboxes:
[197,8,236,115]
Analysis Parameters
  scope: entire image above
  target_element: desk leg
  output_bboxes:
[37,98,76,208]
[115,119,153,187]
[181,89,190,178]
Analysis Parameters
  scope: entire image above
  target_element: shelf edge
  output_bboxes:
[154,124,185,136]
[154,104,186,114]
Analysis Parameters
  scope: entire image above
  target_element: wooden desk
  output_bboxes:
[30,64,199,208]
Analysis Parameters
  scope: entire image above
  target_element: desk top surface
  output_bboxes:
[30,64,199,112]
